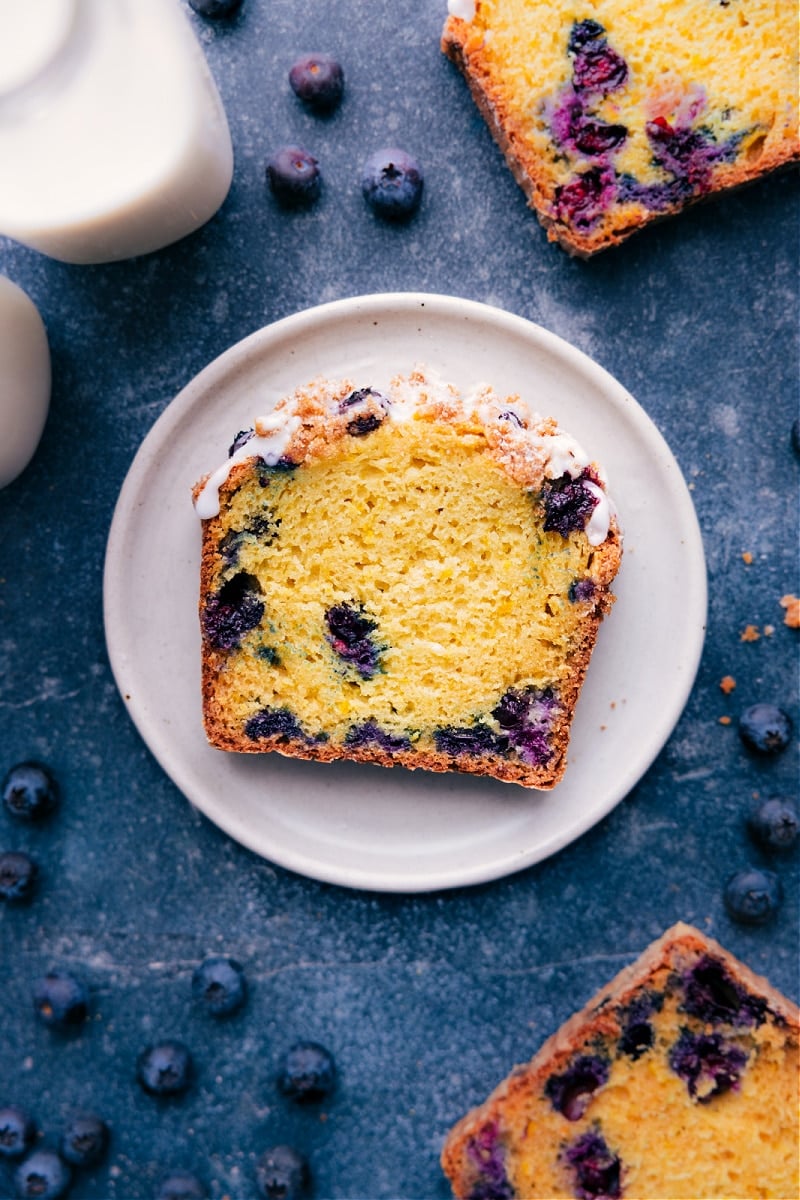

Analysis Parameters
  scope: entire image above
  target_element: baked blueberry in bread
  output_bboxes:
[442,0,800,255]
[193,369,621,789]
[441,922,800,1198]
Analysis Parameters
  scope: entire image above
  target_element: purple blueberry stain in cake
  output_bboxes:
[344,721,412,753]
[542,470,602,537]
[203,572,264,650]
[550,93,628,160]
[567,21,628,96]
[256,644,281,666]
[245,707,307,743]
[545,1055,610,1121]
[616,992,663,1060]
[466,1122,514,1200]
[492,687,561,767]
[325,602,384,679]
[554,167,617,232]
[435,723,505,758]
[668,1029,748,1102]
[569,578,596,604]
[562,1129,622,1200]
[680,956,767,1028]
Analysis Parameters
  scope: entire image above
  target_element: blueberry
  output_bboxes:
[682,957,766,1027]
[2,763,59,823]
[154,1170,208,1200]
[188,0,243,17]
[255,1145,310,1200]
[562,1129,622,1199]
[59,1113,108,1167]
[192,956,247,1017]
[668,1029,747,1101]
[289,54,344,113]
[434,723,503,758]
[203,572,264,651]
[747,797,799,851]
[541,471,600,537]
[0,1106,36,1159]
[738,704,793,754]
[277,1042,336,1104]
[465,1123,513,1200]
[544,1055,609,1120]
[32,971,89,1030]
[0,851,38,903]
[724,867,782,924]
[554,167,613,230]
[245,707,306,743]
[13,1150,71,1200]
[136,1042,193,1097]
[266,146,322,207]
[324,602,383,679]
[361,148,423,220]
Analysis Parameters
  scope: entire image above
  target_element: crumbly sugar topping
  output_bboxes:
[193,368,615,544]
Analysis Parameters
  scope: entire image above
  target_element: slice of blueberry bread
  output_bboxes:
[442,0,800,256]
[441,922,800,1198]
[192,369,621,789]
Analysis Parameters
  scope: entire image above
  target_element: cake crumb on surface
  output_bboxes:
[740,624,760,642]
[719,675,736,694]
[779,594,800,628]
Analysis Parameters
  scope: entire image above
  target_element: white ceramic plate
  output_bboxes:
[104,293,706,893]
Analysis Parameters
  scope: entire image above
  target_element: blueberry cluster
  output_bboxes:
[1,756,337,1197]
[264,53,423,219]
[550,19,746,232]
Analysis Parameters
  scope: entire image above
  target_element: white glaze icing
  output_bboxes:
[447,0,476,19]
[194,414,301,520]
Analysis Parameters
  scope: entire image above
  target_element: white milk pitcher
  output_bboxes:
[0,0,234,263]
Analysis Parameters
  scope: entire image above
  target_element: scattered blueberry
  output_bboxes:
[266,146,322,207]
[738,704,793,754]
[724,867,783,924]
[747,797,799,851]
[668,1029,747,1101]
[203,572,264,651]
[32,971,89,1030]
[192,956,247,1017]
[544,1055,609,1120]
[154,1170,209,1200]
[136,1042,193,1097]
[0,851,38,903]
[562,1129,622,1199]
[2,763,59,823]
[289,54,344,113]
[255,1145,310,1200]
[277,1041,336,1104]
[13,1150,71,1200]
[59,1112,108,1167]
[0,1106,36,1159]
[361,148,423,220]
[188,0,243,17]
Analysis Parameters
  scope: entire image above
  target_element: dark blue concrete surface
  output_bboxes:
[0,2,798,1197]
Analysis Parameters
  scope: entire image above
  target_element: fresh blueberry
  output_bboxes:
[0,851,38,903]
[192,956,247,1017]
[289,54,344,113]
[738,704,793,754]
[255,1145,310,1200]
[277,1041,336,1104]
[136,1042,193,1097]
[361,148,423,220]
[0,1107,36,1159]
[59,1112,108,1167]
[2,763,59,823]
[13,1150,71,1200]
[188,0,243,17]
[154,1170,208,1200]
[266,146,322,207]
[724,867,782,924]
[747,797,799,851]
[32,971,89,1030]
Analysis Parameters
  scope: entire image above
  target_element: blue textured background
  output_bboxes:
[0,2,797,1197]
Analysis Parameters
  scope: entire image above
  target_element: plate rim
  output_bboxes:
[104,291,708,892]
